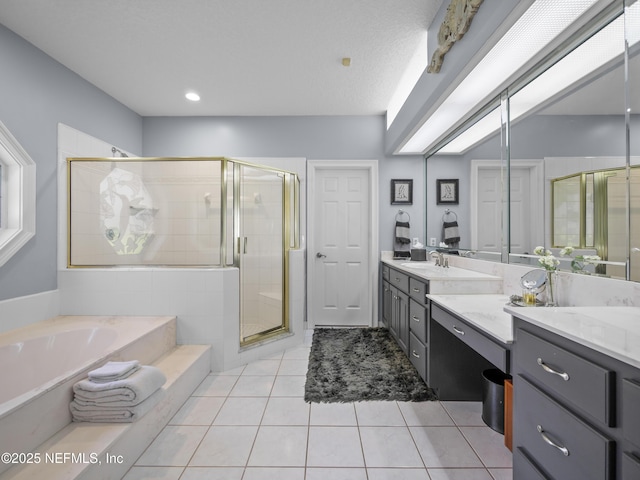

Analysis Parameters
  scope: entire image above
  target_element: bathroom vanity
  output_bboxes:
[506,306,640,480]
[380,257,507,400]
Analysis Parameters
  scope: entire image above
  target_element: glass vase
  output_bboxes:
[545,270,558,307]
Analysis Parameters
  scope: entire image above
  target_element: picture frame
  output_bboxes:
[436,179,459,205]
[390,179,413,205]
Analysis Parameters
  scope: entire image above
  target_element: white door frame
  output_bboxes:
[307,160,379,328]
[470,159,544,252]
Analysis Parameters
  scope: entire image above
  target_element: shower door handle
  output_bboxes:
[243,237,248,254]
[316,252,326,258]
[237,237,248,254]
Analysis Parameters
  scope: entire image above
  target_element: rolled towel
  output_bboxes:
[73,365,166,405]
[70,389,165,423]
[88,360,140,383]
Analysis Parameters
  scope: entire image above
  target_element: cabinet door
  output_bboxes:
[396,290,409,354]
[382,280,392,327]
[389,286,399,339]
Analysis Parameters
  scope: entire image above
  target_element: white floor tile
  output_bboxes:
[135,425,208,466]
[169,396,225,426]
[488,468,513,480]
[282,346,311,360]
[242,467,305,480]
[229,375,275,396]
[192,374,239,396]
[306,467,368,480]
[359,426,424,468]
[307,426,365,467]
[460,427,513,468]
[122,466,184,480]
[213,397,268,425]
[189,426,258,467]
[355,401,406,426]
[248,426,308,467]
[180,467,244,480]
[427,468,494,480]
[262,397,310,425]
[242,359,281,375]
[310,402,357,426]
[398,401,455,426]
[278,359,309,375]
[441,401,485,426]
[366,468,430,480]
[271,375,306,396]
[410,426,484,468]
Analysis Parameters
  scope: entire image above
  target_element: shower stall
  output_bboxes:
[67,156,300,347]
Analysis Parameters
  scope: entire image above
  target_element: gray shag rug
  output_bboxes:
[304,327,437,403]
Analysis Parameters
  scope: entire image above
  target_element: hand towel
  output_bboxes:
[73,365,166,405]
[88,360,140,383]
[70,389,165,423]
[443,220,460,245]
[394,221,411,244]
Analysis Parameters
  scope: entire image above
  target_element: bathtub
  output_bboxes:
[0,316,176,474]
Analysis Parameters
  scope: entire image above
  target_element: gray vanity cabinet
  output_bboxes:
[381,264,429,380]
[512,318,640,480]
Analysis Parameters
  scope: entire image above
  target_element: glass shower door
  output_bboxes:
[237,164,286,345]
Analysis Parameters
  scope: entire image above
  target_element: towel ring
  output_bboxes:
[396,209,410,222]
[442,209,457,222]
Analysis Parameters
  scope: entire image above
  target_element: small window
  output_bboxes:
[0,121,36,267]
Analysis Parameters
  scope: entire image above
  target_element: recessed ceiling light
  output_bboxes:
[185,92,201,102]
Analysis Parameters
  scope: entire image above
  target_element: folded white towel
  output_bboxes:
[73,365,166,405]
[70,389,165,423]
[88,360,140,383]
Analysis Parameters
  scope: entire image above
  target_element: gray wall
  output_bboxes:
[143,116,425,252]
[0,24,142,302]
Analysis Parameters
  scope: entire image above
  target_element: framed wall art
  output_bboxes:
[436,179,459,205]
[391,179,413,205]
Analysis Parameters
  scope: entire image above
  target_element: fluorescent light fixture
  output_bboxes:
[435,1,640,155]
[185,92,201,102]
[387,32,429,129]
[398,0,600,154]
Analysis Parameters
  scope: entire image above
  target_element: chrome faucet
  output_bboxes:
[429,250,445,267]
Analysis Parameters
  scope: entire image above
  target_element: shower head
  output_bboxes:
[111,146,129,158]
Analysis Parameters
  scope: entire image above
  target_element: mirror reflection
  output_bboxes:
[425,5,639,282]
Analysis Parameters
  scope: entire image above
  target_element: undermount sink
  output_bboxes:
[399,262,494,279]
[401,262,431,268]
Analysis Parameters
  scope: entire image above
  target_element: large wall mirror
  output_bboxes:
[425,1,640,282]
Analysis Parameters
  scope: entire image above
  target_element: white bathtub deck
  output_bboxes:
[0,343,211,480]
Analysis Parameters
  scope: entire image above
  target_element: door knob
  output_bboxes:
[316,252,326,258]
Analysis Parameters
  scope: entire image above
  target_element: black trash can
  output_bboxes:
[481,369,511,434]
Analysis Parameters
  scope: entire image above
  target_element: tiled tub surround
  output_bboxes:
[0,316,176,476]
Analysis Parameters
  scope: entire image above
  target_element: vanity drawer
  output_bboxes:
[622,378,640,447]
[409,299,428,344]
[515,376,615,480]
[389,269,409,293]
[622,452,640,479]
[382,265,390,281]
[408,277,428,303]
[409,331,427,381]
[431,304,508,372]
[516,329,614,426]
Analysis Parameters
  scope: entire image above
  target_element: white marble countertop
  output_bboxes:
[428,294,514,344]
[381,254,502,282]
[504,305,640,370]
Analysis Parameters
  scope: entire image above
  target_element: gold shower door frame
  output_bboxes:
[232,160,295,347]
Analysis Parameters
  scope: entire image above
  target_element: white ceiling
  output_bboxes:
[0,0,442,116]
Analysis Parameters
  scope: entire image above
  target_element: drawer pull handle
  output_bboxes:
[412,287,420,292]
[412,350,420,359]
[537,358,570,381]
[537,425,569,456]
[453,326,465,335]
[412,316,420,322]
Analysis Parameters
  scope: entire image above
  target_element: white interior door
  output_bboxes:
[475,167,502,252]
[509,167,532,254]
[308,161,377,327]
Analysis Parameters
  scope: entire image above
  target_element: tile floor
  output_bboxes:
[123,342,513,480]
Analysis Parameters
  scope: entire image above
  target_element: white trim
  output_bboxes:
[0,121,36,268]
[306,160,379,328]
